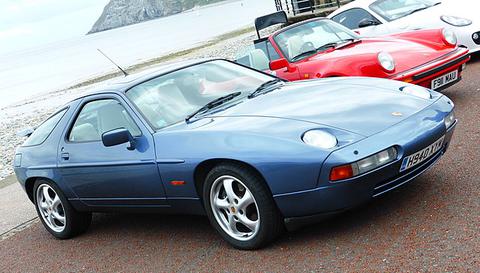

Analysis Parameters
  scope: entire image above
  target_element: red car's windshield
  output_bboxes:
[274,19,360,62]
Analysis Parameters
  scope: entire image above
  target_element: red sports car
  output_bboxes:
[236,11,470,91]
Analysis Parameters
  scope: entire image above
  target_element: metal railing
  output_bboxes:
[275,0,352,16]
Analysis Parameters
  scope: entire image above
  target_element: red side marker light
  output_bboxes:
[330,164,354,181]
[170,181,186,186]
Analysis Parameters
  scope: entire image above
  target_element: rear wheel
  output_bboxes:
[34,179,91,239]
[203,163,283,250]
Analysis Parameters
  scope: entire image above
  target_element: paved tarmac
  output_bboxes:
[0,56,478,272]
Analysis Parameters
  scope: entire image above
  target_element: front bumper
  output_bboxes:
[390,48,470,90]
[274,97,456,224]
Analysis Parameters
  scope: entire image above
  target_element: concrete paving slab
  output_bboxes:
[0,178,37,236]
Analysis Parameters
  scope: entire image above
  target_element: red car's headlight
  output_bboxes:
[442,28,457,46]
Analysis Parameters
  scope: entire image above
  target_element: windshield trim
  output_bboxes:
[272,18,360,63]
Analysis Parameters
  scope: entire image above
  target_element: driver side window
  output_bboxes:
[331,8,380,29]
[69,99,141,142]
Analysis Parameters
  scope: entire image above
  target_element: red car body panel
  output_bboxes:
[262,22,469,90]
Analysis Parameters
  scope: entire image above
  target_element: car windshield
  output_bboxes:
[273,19,360,62]
[369,0,439,21]
[126,60,274,129]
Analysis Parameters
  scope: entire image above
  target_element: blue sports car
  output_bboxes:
[14,59,456,249]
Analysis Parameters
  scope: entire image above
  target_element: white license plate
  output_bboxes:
[431,70,458,90]
[400,136,445,172]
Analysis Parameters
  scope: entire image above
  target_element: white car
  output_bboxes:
[328,0,480,53]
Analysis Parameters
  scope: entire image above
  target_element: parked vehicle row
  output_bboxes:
[13,2,470,250]
[328,0,480,53]
[236,11,470,90]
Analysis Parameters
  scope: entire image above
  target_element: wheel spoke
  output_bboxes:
[223,179,238,201]
[237,190,254,211]
[39,201,49,210]
[238,214,258,231]
[42,187,53,204]
[47,213,55,227]
[52,211,66,225]
[52,195,61,209]
[214,197,230,210]
[227,213,239,234]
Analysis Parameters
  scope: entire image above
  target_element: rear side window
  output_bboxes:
[69,99,141,142]
[23,109,67,146]
[331,8,380,29]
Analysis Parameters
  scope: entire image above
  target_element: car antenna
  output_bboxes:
[97,48,129,77]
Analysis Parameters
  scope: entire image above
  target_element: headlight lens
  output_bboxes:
[441,15,472,27]
[444,111,455,129]
[401,85,432,99]
[302,130,337,149]
[378,52,395,72]
[330,147,397,181]
[442,28,457,46]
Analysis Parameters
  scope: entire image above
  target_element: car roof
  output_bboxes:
[329,0,374,17]
[71,58,217,102]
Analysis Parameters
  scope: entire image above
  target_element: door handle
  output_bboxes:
[61,152,70,160]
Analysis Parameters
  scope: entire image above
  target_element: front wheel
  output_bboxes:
[203,163,283,250]
[34,179,91,239]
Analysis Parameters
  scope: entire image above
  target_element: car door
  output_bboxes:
[57,94,168,207]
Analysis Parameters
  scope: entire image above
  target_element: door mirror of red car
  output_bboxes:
[269,58,289,71]
[102,128,136,150]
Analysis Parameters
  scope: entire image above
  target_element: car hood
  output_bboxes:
[210,78,438,137]
[308,37,453,73]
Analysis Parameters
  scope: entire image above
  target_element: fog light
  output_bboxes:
[330,147,397,182]
[473,32,480,45]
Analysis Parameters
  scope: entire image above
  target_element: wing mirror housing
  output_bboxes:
[16,128,34,137]
[358,18,379,28]
[102,128,136,150]
[270,58,294,72]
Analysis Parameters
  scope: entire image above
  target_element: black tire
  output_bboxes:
[33,179,92,239]
[203,163,284,250]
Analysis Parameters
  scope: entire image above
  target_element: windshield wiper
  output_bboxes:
[291,42,341,62]
[185,92,242,122]
[290,50,318,62]
[248,79,283,99]
[335,38,361,49]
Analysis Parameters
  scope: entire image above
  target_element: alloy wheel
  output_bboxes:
[209,175,260,241]
[36,184,66,233]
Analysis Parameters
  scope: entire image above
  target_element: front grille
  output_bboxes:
[372,147,444,197]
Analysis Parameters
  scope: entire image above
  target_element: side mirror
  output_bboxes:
[102,128,136,150]
[269,58,290,71]
[358,18,379,28]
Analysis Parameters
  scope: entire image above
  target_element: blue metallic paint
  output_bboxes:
[13,62,456,222]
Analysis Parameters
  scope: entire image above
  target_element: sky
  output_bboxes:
[0,0,110,54]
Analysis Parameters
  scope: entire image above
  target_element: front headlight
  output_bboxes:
[441,15,472,27]
[378,52,395,72]
[330,147,398,181]
[444,111,455,129]
[400,85,432,99]
[302,130,337,149]
[442,28,457,46]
